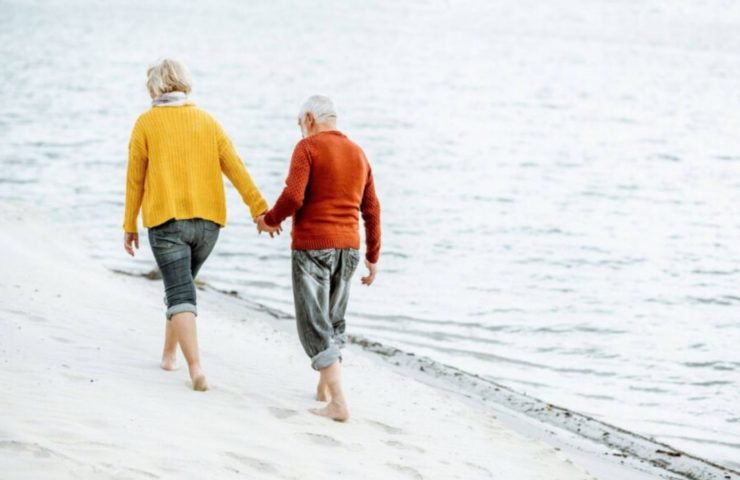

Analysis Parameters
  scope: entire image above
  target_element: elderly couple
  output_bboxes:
[122,59,381,421]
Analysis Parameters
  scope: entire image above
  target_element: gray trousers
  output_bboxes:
[148,219,220,319]
[292,248,361,370]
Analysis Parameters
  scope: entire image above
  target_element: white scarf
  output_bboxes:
[152,91,193,107]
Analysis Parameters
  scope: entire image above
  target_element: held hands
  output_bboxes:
[253,212,375,285]
[255,215,283,238]
[361,259,377,286]
[123,232,139,256]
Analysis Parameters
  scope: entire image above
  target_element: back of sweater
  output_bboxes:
[123,105,267,232]
[264,131,381,263]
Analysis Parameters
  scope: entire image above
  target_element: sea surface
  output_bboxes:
[1,0,739,469]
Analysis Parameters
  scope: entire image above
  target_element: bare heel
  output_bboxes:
[192,374,208,392]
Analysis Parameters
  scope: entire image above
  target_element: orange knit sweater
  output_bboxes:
[264,131,381,263]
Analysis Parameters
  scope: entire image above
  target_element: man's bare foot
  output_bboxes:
[309,401,349,422]
[160,355,179,371]
[316,383,331,402]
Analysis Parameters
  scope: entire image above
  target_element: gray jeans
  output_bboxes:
[148,219,220,319]
[292,248,361,370]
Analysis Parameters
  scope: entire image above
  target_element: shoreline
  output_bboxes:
[348,335,739,480]
[0,205,734,480]
[116,265,739,479]
[201,282,739,480]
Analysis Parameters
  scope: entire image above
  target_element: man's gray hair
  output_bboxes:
[298,95,337,124]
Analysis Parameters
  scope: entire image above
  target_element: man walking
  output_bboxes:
[257,95,381,421]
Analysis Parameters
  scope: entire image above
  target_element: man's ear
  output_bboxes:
[305,112,315,127]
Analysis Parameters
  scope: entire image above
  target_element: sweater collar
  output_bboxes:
[314,130,345,137]
[152,91,194,107]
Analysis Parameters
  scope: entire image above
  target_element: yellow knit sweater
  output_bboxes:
[123,105,268,233]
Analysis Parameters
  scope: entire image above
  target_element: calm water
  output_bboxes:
[1,0,739,469]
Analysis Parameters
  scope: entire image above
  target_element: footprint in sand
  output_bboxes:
[386,463,423,480]
[69,440,118,450]
[465,461,494,478]
[268,407,299,419]
[383,440,425,453]
[303,433,341,447]
[61,372,93,383]
[365,419,405,435]
[27,314,47,324]
[0,440,64,460]
[225,451,280,475]
[1,308,25,318]
[96,463,159,479]
[122,467,159,479]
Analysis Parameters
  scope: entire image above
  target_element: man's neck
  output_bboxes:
[310,123,338,136]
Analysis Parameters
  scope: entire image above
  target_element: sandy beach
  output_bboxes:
[0,204,610,479]
[12,203,732,480]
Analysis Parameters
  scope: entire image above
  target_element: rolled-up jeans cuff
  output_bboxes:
[334,333,348,349]
[311,346,342,371]
[166,303,197,320]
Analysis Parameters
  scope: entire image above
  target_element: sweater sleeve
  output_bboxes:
[123,118,148,233]
[263,141,311,227]
[360,167,382,263]
[216,122,269,219]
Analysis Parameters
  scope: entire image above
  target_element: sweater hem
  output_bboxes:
[291,236,360,252]
[142,213,226,230]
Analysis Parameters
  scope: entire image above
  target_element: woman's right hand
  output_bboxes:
[124,232,139,256]
[255,215,282,238]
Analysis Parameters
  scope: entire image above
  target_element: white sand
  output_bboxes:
[0,208,597,480]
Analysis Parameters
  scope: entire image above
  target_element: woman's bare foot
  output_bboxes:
[192,373,208,391]
[189,365,208,391]
[160,354,179,371]
[310,401,349,422]
[316,382,331,401]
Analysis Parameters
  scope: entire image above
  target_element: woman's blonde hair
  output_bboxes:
[146,58,192,97]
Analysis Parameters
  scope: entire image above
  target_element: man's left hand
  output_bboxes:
[361,259,377,286]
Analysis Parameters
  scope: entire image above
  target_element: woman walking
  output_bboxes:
[122,58,276,391]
